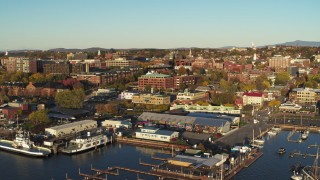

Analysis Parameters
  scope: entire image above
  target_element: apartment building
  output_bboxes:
[132,94,170,105]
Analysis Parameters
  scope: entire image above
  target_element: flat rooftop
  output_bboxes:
[46,120,96,131]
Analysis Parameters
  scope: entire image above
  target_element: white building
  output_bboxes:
[119,91,139,100]
[102,119,132,129]
[242,92,264,107]
[45,120,97,137]
[135,127,179,142]
[94,88,116,96]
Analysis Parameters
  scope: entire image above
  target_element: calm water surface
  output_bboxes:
[235,131,320,180]
[0,131,319,180]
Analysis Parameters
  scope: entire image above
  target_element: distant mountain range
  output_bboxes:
[1,40,319,53]
[274,40,320,47]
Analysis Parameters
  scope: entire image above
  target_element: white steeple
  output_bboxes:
[5,48,8,56]
[97,50,101,56]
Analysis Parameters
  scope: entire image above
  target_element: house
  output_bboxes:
[135,127,179,142]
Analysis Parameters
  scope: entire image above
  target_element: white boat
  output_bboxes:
[0,130,52,157]
[251,129,263,148]
[272,127,281,132]
[291,171,302,180]
[254,138,265,144]
[61,129,111,154]
[254,128,265,144]
[301,131,309,140]
[267,130,277,136]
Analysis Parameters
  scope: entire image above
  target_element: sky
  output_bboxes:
[0,0,320,50]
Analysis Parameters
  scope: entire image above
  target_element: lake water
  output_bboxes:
[0,131,319,180]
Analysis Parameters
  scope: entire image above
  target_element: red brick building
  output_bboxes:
[138,72,173,90]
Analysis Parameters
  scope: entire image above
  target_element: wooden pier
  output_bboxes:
[116,137,190,151]
[287,130,302,143]
[224,151,263,180]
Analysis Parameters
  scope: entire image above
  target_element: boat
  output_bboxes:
[61,129,111,154]
[267,130,277,136]
[251,129,263,148]
[278,147,286,154]
[0,130,52,157]
[291,171,303,180]
[254,128,265,144]
[301,131,309,140]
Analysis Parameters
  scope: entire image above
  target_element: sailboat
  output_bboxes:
[301,145,320,180]
[254,128,265,144]
[251,128,263,148]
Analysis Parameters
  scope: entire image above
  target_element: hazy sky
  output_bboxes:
[1,0,319,50]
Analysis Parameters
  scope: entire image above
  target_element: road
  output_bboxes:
[215,121,272,147]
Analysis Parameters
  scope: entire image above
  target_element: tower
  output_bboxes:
[5,48,8,56]
[97,50,101,57]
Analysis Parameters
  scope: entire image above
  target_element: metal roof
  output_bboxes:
[46,120,96,131]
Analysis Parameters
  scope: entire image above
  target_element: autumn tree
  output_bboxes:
[29,73,46,83]
[268,100,281,107]
[177,66,187,75]
[28,110,50,125]
[95,103,119,115]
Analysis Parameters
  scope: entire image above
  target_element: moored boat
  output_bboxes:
[0,130,52,157]
[301,131,309,140]
[291,171,303,180]
[61,129,111,154]
[278,147,286,154]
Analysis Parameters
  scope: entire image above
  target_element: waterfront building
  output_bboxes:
[138,112,232,133]
[45,120,97,137]
[279,102,302,112]
[132,94,170,105]
[289,88,320,105]
[170,104,241,115]
[135,127,179,142]
[102,119,132,129]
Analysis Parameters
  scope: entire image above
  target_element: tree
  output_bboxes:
[95,103,119,115]
[55,88,85,109]
[29,73,46,83]
[268,100,281,108]
[177,66,187,75]
[28,110,50,125]
[275,72,290,85]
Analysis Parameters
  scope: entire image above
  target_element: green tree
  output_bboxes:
[55,88,85,108]
[28,110,50,125]
[275,72,290,85]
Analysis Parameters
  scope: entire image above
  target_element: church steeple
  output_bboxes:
[5,48,8,56]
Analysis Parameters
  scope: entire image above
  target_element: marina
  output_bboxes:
[0,129,318,179]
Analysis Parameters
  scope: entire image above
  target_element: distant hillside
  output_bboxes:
[275,40,320,47]
[48,47,108,52]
